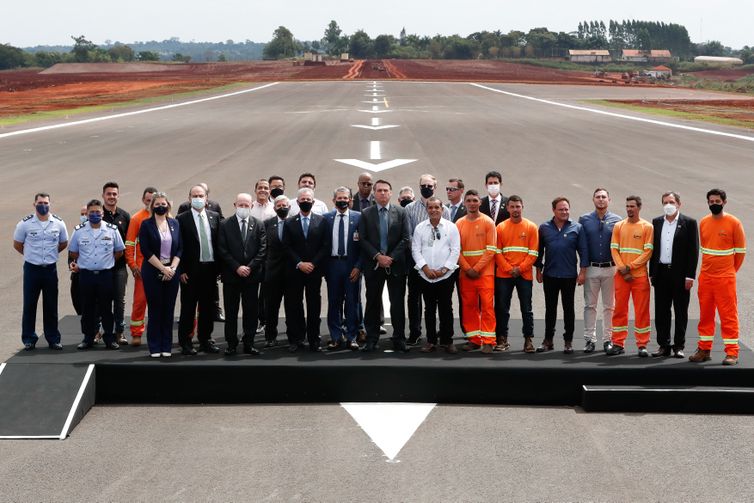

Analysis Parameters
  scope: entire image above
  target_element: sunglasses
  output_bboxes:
[445,187,460,192]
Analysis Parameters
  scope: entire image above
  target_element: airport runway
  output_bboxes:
[1,81,753,501]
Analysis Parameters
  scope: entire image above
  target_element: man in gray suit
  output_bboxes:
[358,180,411,352]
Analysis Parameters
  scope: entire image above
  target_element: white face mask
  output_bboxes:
[79,215,88,224]
[487,184,500,197]
[663,203,677,217]
[236,207,251,220]
[191,197,206,210]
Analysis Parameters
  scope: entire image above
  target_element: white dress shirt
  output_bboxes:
[289,198,328,216]
[659,213,679,264]
[250,200,275,221]
[331,209,350,257]
[411,218,460,282]
[192,208,214,262]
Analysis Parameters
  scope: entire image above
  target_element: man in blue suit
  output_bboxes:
[324,187,362,350]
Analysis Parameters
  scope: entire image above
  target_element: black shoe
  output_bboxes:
[652,346,671,358]
[77,341,93,350]
[584,341,596,353]
[24,342,36,351]
[200,342,220,353]
[361,341,378,352]
[265,339,276,348]
[603,341,613,353]
[214,311,225,322]
[48,343,63,350]
[243,345,260,355]
[224,346,237,356]
[288,344,300,353]
[379,326,387,335]
[393,340,409,353]
[406,335,422,346]
[181,345,197,356]
[105,342,120,350]
[673,348,685,359]
[606,345,624,356]
[309,346,322,353]
[638,347,649,358]
[348,341,360,351]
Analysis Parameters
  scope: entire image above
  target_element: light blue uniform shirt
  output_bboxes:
[14,214,68,265]
[69,222,125,271]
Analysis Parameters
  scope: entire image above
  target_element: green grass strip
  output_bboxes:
[590,100,754,130]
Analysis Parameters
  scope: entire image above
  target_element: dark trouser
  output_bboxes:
[112,266,128,335]
[264,277,288,341]
[257,282,266,325]
[178,263,217,347]
[421,275,455,345]
[495,276,533,339]
[142,265,179,354]
[223,279,259,348]
[364,270,407,343]
[71,272,82,315]
[543,275,577,342]
[653,266,690,350]
[407,268,423,339]
[284,272,322,348]
[453,270,465,334]
[21,262,60,346]
[326,258,360,342]
[79,269,115,344]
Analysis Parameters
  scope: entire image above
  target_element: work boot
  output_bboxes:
[461,342,480,351]
[688,349,711,363]
[481,344,494,354]
[131,335,142,347]
[523,337,535,353]
[722,355,739,366]
[494,336,509,352]
[444,343,458,354]
[536,338,554,353]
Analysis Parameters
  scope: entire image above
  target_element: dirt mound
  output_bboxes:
[389,59,596,83]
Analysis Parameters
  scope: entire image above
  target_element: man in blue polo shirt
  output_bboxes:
[535,197,588,354]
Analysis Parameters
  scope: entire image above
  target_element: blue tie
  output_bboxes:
[302,216,309,238]
[278,220,283,241]
[451,205,457,221]
[379,207,388,253]
[338,214,346,256]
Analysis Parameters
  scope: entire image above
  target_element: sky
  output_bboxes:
[2,0,751,49]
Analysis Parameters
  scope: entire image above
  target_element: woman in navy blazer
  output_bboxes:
[138,192,182,358]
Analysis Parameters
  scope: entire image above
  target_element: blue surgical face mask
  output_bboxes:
[36,203,50,216]
[79,215,88,224]
[88,213,102,224]
[191,198,206,210]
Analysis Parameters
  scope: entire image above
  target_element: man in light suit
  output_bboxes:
[217,193,266,356]
[324,187,362,350]
[283,188,331,352]
[262,195,290,347]
[649,191,699,358]
[358,179,412,352]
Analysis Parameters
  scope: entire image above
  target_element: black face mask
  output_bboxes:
[270,187,284,199]
[399,199,412,207]
[275,207,289,219]
[298,201,314,213]
[420,186,434,199]
[154,205,168,216]
[335,200,349,210]
[709,204,724,215]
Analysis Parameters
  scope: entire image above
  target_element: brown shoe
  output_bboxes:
[357,330,367,343]
[117,333,128,345]
[131,336,142,347]
[688,349,711,363]
[444,343,458,354]
[523,337,535,353]
[420,343,436,353]
[494,336,509,352]
[536,338,554,352]
[94,331,103,344]
[481,344,494,354]
[722,355,739,366]
[462,342,480,351]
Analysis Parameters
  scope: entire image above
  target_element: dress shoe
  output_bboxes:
[150,353,161,358]
[265,338,277,348]
[49,343,63,350]
[536,339,554,353]
[392,340,409,353]
[214,311,226,322]
[584,341,596,353]
[288,344,300,353]
[462,342,480,351]
[348,341,359,351]
[181,345,197,356]
[563,342,574,354]
[637,347,649,358]
[606,344,625,356]
[523,337,535,354]
[603,341,613,353]
[481,344,494,354]
[672,348,685,359]
[327,339,343,350]
[255,324,265,334]
[688,349,711,363]
[131,336,142,346]
[420,343,436,353]
[200,342,220,353]
[444,343,458,354]
[24,342,36,351]
[161,352,172,358]
[94,332,103,344]
[309,346,322,353]
[105,342,120,350]
[495,336,510,352]
[652,346,671,358]
[224,346,238,356]
[722,355,738,366]
[77,341,93,350]
[357,330,367,343]
[361,341,378,352]
[117,334,128,345]
[406,335,422,347]
[379,325,387,335]
[243,345,260,355]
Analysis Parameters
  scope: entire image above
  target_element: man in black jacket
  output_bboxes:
[479,170,509,225]
[217,193,266,355]
[263,195,290,347]
[649,191,699,358]
[176,185,222,355]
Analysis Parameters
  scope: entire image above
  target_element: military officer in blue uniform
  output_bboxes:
[13,192,69,350]
[68,199,125,350]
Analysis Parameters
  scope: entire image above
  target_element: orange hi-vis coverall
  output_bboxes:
[456,214,497,346]
[697,213,746,357]
[610,218,654,348]
[494,218,539,281]
[125,208,150,337]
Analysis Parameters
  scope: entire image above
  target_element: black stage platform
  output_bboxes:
[3,316,752,421]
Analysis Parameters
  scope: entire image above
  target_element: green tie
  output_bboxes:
[199,213,211,261]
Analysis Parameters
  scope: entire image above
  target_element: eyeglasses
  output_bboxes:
[431,227,441,241]
[445,187,460,192]
[360,182,373,186]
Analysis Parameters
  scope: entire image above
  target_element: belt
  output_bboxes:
[590,261,615,268]
[658,263,672,269]
[80,268,112,275]
[330,256,348,260]
[26,262,56,269]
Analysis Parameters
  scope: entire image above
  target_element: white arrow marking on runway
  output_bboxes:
[342,403,436,462]
[370,141,381,160]
[334,159,418,172]
[351,124,400,130]
[358,109,392,114]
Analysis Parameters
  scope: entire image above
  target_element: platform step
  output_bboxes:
[581,385,754,414]
[0,363,95,439]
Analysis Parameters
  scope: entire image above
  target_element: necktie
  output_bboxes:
[241,219,247,242]
[302,216,309,238]
[379,207,388,253]
[278,220,283,241]
[338,214,346,257]
[490,198,498,220]
[361,198,368,211]
[198,213,211,262]
[451,205,457,221]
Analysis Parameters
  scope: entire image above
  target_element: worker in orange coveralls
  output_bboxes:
[689,188,746,366]
[606,195,654,357]
[124,187,157,346]
[455,190,497,353]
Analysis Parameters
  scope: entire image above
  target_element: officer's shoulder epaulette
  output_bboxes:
[74,223,86,231]
[104,222,117,230]
[51,214,64,221]
[22,214,34,222]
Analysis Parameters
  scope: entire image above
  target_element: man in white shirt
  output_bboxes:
[250,178,275,222]
[289,173,329,216]
[411,197,461,353]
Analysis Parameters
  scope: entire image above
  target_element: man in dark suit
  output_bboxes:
[479,170,510,225]
[263,195,291,347]
[354,172,376,212]
[358,179,412,352]
[324,187,362,350]
[649,191,699,358]
[283,188,331,352]
[217,193,266,356]
[176,184,222,355]
[445,177,467,223]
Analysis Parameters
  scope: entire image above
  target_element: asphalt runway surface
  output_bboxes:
[1,81,754,501]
